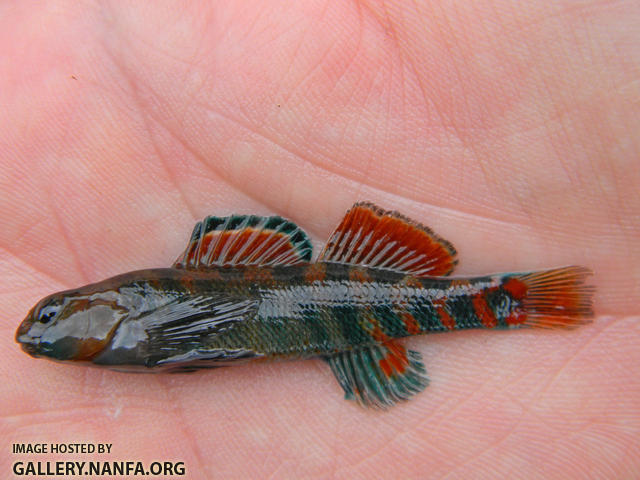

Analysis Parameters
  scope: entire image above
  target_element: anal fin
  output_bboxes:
[324,340,428,409]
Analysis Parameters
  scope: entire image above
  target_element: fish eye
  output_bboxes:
[38,304,60,324]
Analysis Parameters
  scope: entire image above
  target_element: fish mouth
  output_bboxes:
[15,314,41,357]
[18,337,41,356]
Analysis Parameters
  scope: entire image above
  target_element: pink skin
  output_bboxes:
[1,1,639,478]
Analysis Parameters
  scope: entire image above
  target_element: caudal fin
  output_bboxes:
[504,266,594,329]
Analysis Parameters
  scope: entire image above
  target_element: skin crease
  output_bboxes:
[0,0,639,478]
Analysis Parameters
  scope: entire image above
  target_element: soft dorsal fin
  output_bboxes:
[174,214,313,269]
[324,341,429,409]
[318,202,457,276]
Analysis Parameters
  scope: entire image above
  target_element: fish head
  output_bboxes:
[16,287,128,363]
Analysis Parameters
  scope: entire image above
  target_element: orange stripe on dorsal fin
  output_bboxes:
[318,202,457,276]
[173,214,312,269]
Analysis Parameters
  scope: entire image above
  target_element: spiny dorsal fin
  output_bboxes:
[318,202,457,276]
[324,341,429,409]
[174,214,313,269]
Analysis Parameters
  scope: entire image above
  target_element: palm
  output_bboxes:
[2,2,638,478]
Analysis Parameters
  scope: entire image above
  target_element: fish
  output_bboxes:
[16,202,594,408]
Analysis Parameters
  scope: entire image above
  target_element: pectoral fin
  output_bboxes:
[140,295,260,368]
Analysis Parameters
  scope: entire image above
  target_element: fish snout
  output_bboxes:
[16,313,33,337]
[16,313,40,357]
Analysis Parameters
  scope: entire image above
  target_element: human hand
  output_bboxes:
[2,2,638,478]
